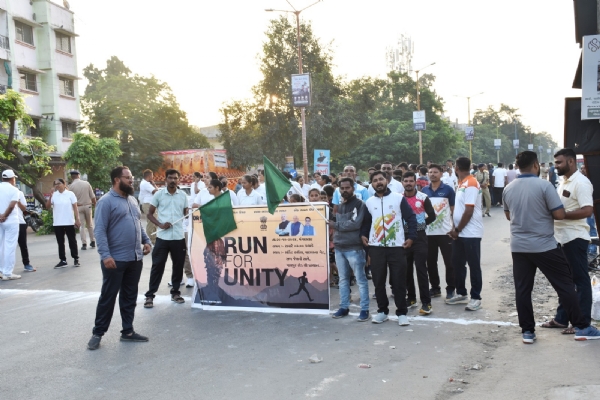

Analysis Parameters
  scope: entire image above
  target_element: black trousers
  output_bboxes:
[18,224,29,265]
[426,234,455,291]
[370,246,408,316]
[512,248,587,333]
[493,187,504,205]
[54,225,78,261]
[145,238,186,297]
[406,231,431,304]
[93,260,143,336]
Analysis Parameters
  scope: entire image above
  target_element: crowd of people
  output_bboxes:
[0,147,599,350]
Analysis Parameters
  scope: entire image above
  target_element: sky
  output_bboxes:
[69,0,582,144]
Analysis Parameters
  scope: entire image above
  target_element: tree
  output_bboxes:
[0,90,54,205]
[81,56,210,176]
[63,133,122,191]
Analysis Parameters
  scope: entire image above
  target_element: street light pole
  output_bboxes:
[266,1,321,180]
[514,120,518,156]
[413,62,435,164]
[454,91,483,161]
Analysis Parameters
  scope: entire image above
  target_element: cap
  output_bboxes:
[69,170,80,175]
[478,163,485,168]
[2,170,16,179]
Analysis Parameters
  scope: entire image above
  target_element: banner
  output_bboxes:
[582,35,600,119]
[465,126,474,141]
[291,73,311,107]
[155,149,244,186]
[513,139,520,149]
[527,144,534,150]
[190,204,330,314]
[314,149,330,175]
[413,110,426,131]
[494,139,501,150]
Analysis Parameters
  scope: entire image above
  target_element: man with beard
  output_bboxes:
[144,169,188,308]
[88,166,152,350]
[331,165,370,214]
[503,151,600,342]
[330,177,370,322]
[542,148,595,334]
[361,171,417,326]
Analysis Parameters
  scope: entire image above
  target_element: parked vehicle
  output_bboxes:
[25,207,43,232]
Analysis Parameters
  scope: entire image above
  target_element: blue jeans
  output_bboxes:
[587,216,598,255]
[555,238,592,326]
[452,237,482,300]
[335,248,369,311]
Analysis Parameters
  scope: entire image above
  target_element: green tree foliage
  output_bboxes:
[0,90,54,205]
[81,56,210,176]
[63,133,122,191]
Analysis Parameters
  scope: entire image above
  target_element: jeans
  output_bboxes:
[555,238,592,326]
[369,246,408,316]
[93,260,143,336]
[512,248,587,333]
[145,238,186,297]
[335,248,369,311]
[452,237,482,300]
[587,216,598,255]
[427,235,455,291]
[406,231,430,304]
[54,225,78,261]
[18,224,30,265]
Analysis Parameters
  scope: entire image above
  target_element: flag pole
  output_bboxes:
[151,207,198,236]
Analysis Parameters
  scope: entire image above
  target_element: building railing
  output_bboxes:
[0,35,9,50]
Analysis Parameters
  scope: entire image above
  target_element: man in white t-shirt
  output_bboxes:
[446,157,483,312]
[139,169,159,243]
[192,172,205,195]
[492,162,508,206]
[0,170,21,280]
[368,162,404,196]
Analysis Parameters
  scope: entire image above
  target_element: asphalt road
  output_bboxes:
[1,210,599,400]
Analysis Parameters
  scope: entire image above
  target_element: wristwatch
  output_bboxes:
[454,227,461,233]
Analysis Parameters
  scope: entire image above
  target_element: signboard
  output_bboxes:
[314,149,330,175]
[291,73,311,107]
[190,204,330,314]
[528,144,534,150]
[465,126,475,141]
[538,145,543,152]
[413,110,426,131]
[582,35,600,119]
[513,139,520,149]
[494,139,501,150]
[547,148,551,154]
[284,156,295,172]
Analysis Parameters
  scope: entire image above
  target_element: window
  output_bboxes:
[15,21,34,45]
[20,72,37,92]
[62,121,77,138]
[55,32,71,53]
[26,118,40,137]
[59,77,74,97]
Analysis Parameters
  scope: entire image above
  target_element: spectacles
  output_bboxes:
[119,175,134,180]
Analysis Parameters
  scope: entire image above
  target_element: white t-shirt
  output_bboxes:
[299,184,311,198]
[237,189,264,206]
[193,188,213,206]
[255,183,266,203]
[310,182,323,192]
[493,168,507,188]
[368,178,405,196]
[442,172,457,189]
[287,181,304,198]
[226,189,239,206]
[17,191,26,224]
[454,176,483,238]
[51,190,77,226]
[139,179,155,204]
[0,182,20,224]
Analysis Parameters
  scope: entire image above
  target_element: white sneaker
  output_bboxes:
[1,274,21,281]
[398,315,410,326]
[186,278,194,288]
[167,281,185,287]
[371,312,389,324]
[445,294,469,305]
[465,299,482,311]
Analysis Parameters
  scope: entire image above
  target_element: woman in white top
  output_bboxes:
[296,175,311,198]
[237,174,264,206]
[45,178,81,268]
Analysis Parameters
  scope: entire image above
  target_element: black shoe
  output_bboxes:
[90,241,96,248]
[366,271,372,280]
[54,260,68,269]
[407,298,418,308]
[81,244,87,250]
[120,332,149,342]
[429,288,442,298]
[87,334,102,350]
[485,212,491,217]
[73,259,80,267]
[350,276,357,286]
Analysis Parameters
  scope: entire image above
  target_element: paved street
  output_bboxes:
[1,213,599,400]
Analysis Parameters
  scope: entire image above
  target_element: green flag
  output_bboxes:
[263,155,292,214]
[199,191,237,243]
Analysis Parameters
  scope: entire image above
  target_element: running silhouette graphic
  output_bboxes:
[289,271,314,302]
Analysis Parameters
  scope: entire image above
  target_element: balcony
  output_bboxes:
[0,35,8,50]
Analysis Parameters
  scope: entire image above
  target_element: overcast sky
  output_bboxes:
[69,0,581,143]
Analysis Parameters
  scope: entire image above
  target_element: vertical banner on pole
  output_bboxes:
[494,139,501,150]
[582,35,600,119]
[291,74,311,107]
[413,110,426,131]
[465,126,475,141]
[527,144,534,150]
[513,139,520,149]
[314,149,330,175]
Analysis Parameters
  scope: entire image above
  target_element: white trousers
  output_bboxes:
[0,223,19,276]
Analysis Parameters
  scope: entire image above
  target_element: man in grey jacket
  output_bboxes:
[330,177,370,321]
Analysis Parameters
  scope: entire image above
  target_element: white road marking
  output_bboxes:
[305,374,346,398]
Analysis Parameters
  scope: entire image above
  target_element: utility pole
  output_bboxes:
[413,62,435,164]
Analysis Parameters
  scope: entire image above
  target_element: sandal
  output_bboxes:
[144,297,153,308]
[561,326,575,334]
[171,294,185,304]
[541,319,567,329]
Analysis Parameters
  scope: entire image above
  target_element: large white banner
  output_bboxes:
[582,35,600,119]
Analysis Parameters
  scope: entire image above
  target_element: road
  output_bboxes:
[1,210,599,400]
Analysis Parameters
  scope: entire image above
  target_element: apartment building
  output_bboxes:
[0,0,81,194]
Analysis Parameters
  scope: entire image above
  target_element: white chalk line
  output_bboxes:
[305,374,346,398]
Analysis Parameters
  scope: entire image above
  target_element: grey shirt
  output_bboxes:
[94,189,151,262]
[502,174,564,253]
